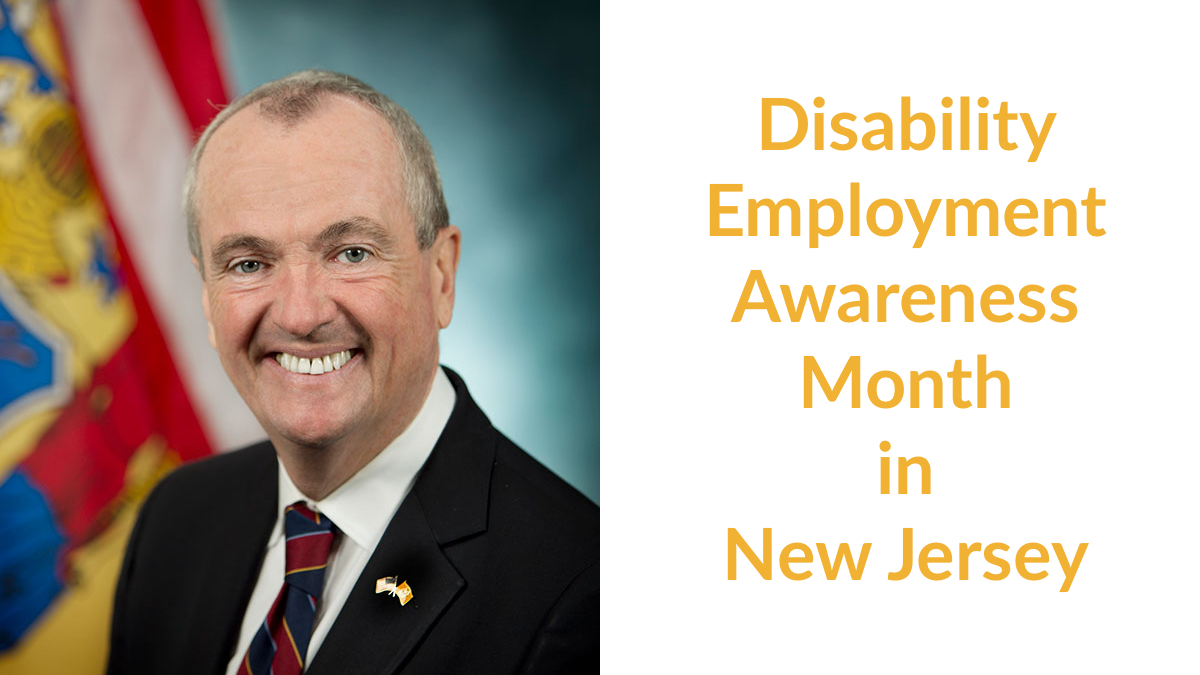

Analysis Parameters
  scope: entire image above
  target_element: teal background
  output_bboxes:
[213,0,598,502]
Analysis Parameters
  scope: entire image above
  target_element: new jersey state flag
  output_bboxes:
[0,0,248,671]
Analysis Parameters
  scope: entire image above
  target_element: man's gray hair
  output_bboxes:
[183,69,450,264]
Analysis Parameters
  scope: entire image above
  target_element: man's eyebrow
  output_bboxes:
[209,234,276,271]
[312,217,397,250]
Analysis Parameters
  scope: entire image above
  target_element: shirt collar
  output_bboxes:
[270,367,457,550]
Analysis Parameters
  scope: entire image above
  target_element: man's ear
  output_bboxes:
[431,225,461,329]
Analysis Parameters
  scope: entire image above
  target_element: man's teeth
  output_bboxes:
[274,350,353,375]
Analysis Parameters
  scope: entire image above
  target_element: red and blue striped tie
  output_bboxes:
[236,502,336,675]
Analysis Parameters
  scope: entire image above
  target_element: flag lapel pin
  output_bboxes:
[375,576,414,606]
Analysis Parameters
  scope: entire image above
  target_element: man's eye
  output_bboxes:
[337,248,370,264]
[233,260,263,274]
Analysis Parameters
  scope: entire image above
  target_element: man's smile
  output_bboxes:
[271,349,359,375]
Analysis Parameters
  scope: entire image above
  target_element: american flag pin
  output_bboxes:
[375,576,414,606]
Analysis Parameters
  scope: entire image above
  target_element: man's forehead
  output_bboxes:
[193,95,408,245]
[201,94,397,169]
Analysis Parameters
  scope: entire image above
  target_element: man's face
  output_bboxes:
[194,96,458,451]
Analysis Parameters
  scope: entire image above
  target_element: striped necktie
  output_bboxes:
[237,502,336,675]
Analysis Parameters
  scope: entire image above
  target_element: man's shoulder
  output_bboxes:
[137,442,276,531]
[152,441,275,500]
[490,434,598,537]
[109,444,279,675]
[428,368,597,550]
[476,430,600,582]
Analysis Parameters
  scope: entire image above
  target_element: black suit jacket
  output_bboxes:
[107,370,599,674]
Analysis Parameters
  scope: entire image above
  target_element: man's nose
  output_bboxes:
[270,264,337,338]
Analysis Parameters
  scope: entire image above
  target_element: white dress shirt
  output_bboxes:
[224,368,456,675]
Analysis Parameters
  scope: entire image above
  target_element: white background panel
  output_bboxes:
[602,1,1198,670]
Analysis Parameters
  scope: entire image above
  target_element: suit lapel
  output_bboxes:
[305,493,465,675]
[187,443,278,671]
[306,368,495,675]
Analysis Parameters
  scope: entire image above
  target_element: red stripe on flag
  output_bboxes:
[50,6,216,453]
[49,1,226,451]
[130,0,230,135]
[42,4,216,476]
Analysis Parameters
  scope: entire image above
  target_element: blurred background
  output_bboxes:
[0,0,595,670]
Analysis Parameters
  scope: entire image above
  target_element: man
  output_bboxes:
[106,71,599,675]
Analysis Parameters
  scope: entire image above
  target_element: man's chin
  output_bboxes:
[263,416,355,451]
